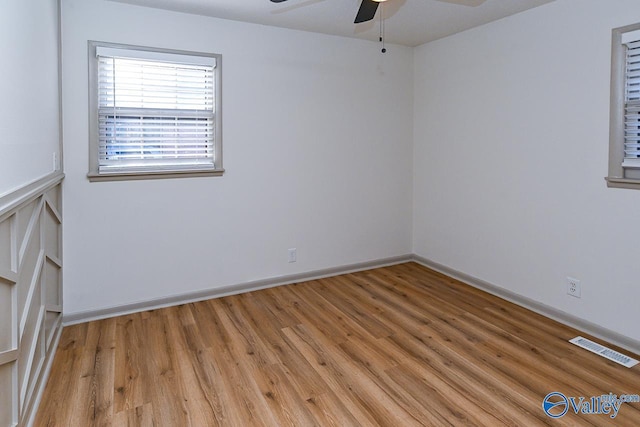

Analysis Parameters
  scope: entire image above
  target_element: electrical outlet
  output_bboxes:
[567,277,581,298]
[288,248,297,263]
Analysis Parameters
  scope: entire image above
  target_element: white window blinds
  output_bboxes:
[623,35,640,168]
[96,47,216,173]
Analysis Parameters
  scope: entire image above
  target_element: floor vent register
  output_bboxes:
[569,336,639,368]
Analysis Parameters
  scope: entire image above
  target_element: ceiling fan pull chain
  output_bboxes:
[380,2,386,53]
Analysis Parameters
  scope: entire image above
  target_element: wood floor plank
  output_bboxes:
[237,292,329,401]
[143,309,192,427]
[111,403,155,427]
[33,324,86,426]
[35,262,640,426]
[164,307,219,426]
[281,323,382,427]
[301,390,364,427]
[114,315,145,414]
[79,318,117,426]
[285,281,379,345]
[311,277,397,339]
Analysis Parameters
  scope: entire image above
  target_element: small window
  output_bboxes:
[607,24,640,189]
[88,42,223,181]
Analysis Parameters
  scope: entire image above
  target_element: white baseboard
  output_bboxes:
[62,252,640,357]
[412,255,640,356]
[62,254,414,326]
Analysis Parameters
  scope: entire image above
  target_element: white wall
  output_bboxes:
[61,0,414,315]
[413,0,640,342]
[0,0,60,197]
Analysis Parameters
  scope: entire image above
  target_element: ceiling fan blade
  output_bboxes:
[354,0,379,24]
[270,0,289,3]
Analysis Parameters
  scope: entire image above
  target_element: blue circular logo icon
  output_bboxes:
[543,392,569,418]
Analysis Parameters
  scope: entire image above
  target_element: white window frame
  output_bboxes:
[88,41,223,181]
[607,23,640,189]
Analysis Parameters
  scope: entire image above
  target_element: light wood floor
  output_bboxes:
[35,262,640,426]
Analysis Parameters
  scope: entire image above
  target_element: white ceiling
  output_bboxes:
[109,0,554,47]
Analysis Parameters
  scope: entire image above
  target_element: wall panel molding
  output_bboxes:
[0,173,63,427]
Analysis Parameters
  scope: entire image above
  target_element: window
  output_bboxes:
[88,42,223,181]
[607,24,640,189]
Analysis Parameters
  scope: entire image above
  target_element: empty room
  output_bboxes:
[2,0,640,425]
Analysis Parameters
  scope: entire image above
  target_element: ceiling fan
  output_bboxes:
[269,0,487,24]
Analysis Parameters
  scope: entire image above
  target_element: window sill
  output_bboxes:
[605,176,640,190]
[88,168,225,182]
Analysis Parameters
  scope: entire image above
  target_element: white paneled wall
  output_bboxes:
[0,176,63,427]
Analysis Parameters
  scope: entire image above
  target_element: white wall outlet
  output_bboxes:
[288,248,297,263]
[567,277,581,298]
[52,152,59,171]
